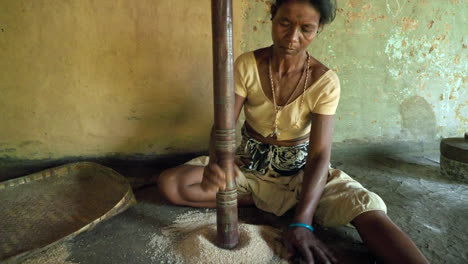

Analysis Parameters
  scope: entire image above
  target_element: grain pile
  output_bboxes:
[146,211,288,264]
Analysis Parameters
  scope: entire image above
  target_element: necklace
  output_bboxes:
[268,51,310,138]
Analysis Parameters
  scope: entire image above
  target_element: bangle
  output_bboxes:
[288,223,314,232]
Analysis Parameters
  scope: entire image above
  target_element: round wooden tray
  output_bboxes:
[0,161,136,263]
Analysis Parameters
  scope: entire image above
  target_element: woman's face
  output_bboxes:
[271,1,321,56]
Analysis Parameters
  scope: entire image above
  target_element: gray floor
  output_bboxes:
[19,143,468,263]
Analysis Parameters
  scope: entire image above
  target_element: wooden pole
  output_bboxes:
[211,0,239,249]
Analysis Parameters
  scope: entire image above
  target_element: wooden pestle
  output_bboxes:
[211,0,239,249]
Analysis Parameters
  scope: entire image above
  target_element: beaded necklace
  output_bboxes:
[268,51,310,138]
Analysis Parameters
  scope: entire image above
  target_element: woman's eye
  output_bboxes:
[302,27,314,33]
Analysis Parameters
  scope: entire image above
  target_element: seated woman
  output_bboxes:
[158,0,428,263]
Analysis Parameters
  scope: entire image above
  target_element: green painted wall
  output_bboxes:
[0,0,466,164]
[239,0,467,142]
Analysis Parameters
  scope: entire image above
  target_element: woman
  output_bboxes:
[158,0,428,263]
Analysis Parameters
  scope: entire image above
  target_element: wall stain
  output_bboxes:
[362,3,372,10]
[349,0,364,8]
[346,11,364,22]
[435,34,446,41]
[344,8,383,33]
[427,20,434,29]
[371,15,386,22]
[455,103,468,122]
[401,17,419,31]
[445,23,451,32]
[399,96,437,140]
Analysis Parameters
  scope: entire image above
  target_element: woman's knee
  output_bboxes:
[351,210,389,228]
[157,168,184,205]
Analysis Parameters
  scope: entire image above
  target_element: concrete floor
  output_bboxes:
[18,143,468,263]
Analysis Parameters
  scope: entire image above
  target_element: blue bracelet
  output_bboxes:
[288,223,315,232]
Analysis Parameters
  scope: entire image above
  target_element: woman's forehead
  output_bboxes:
[276,2,320,23]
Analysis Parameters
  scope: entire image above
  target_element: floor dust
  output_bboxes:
[333,151,468,263]
[21,243,76,264]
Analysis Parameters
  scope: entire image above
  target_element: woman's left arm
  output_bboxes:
[283,113,337,263]
[294,113,334,224]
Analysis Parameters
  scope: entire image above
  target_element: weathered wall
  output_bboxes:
[240,0,467,142]
[0,0,466,163]
[0,0,244,160]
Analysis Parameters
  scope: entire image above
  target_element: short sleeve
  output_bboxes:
[312,71,341,115]
[234,54,248,98]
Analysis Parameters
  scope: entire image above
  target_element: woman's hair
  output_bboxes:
[272,0,337,25]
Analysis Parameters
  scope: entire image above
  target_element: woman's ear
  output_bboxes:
[270,4,277,20]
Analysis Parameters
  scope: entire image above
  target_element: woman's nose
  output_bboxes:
[285,27,300,44]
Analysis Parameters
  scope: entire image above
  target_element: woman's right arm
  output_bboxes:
[202,94,246,192]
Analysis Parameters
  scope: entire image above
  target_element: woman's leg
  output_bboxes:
[157,165,254,208]
[351,210,429,264]
[157,165,217,207]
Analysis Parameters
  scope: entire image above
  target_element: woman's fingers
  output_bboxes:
[201,174,219,192]
[283,227,337,264]
[201,163,243,192]
[297,245,314,264]
[210,164,226,190]
[322,246,338,263]
[311,246,331,264]
[201,163,226,192]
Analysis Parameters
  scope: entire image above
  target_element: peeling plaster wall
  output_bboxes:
[240,0,467,142]
[0,0,466,164]
[0,0,244,160]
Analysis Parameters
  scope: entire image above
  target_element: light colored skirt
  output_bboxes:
[186,156,387,227]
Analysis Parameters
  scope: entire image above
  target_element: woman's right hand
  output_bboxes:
[201,162,241,192]
[201,162,226,192]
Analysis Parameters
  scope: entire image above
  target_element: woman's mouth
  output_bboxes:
[280,46,296,52]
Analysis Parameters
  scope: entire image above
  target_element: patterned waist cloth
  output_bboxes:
[236,126,309,176]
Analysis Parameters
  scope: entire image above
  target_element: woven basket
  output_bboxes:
[0,161,136,263]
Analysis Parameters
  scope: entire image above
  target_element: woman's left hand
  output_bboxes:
[283,226,338,264]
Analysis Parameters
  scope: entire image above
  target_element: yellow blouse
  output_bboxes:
[234,51,341,141]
